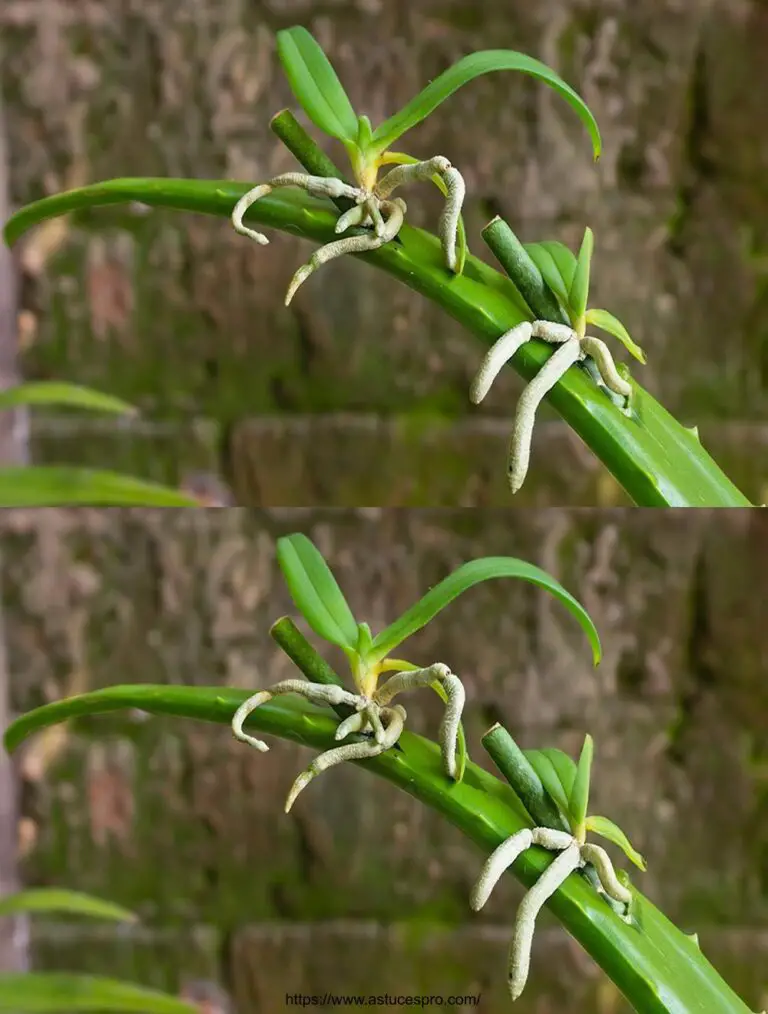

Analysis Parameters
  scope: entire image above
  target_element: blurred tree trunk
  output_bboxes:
[0,605,28,973]
[0,82,30,973]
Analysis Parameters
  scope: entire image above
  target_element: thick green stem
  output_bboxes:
[269,615,345,690]
[269,615,356,724]
[270,110,356,214]
[3,686,754,1014]
[2,181,752,507]
[482,723,567,831]
[482,217,569,325]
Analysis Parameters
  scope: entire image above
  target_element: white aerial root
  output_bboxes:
[232,662,465,808]
[470,320,632,493]
[470,824,631,1002]
[231,157,466,300]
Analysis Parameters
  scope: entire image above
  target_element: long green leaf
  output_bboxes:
[540,241,578,291]
[524,750,571,817]
[586,815,647,871]
[541,747,578,799]
[585,308,647,364]
[3,686,752,1014]
[276,533,359,651]
[369,557,602,665]
[0,467,198,506]
[369,51,601,158]
[524,243,571,309]
[0,974,195,1013]
[276,27,358,143]
[568,734,593,833]
[0,889,136,922]
[0,382,136,415]
[1,179,752,506]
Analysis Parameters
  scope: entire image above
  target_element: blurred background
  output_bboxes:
[2,2,768,505]
[0,507,766,1012]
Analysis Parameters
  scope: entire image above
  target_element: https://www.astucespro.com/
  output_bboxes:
[285,992,481,1007]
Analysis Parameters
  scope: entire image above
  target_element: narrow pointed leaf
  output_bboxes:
[356,621,374,657]
[0,382,136,415]
[1,177,753,507]
[542,747,578,799]
[585,308,647,364]
[568,734,594,831]
[0,686,758,1014]
[540,241,578,292]
[276,27,358,143]
[569,226,594,321]
[524,243,571,309]
[369,51,601,158]
[586,816,647,870]
[0,889,136,922]
[0,467,198,506]
[523,750,572,817]
[0,974,195,1013]
[368,556,601,665]
[276,534,358,651]
[356,114,373,149]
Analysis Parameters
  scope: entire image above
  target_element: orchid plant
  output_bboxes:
[231,532,599,809]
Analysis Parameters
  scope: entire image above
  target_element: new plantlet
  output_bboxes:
[471,734,646,1002]
[231,26,601,303]
[230,533,601,811]
[471,225,647,493]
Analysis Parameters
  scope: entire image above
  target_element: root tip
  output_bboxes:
[285,265,312,305]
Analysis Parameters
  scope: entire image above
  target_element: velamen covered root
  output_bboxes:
[470,824,633,1002]
[231,156,466,303]
[232,663,465,810]
[470,320,632,493]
